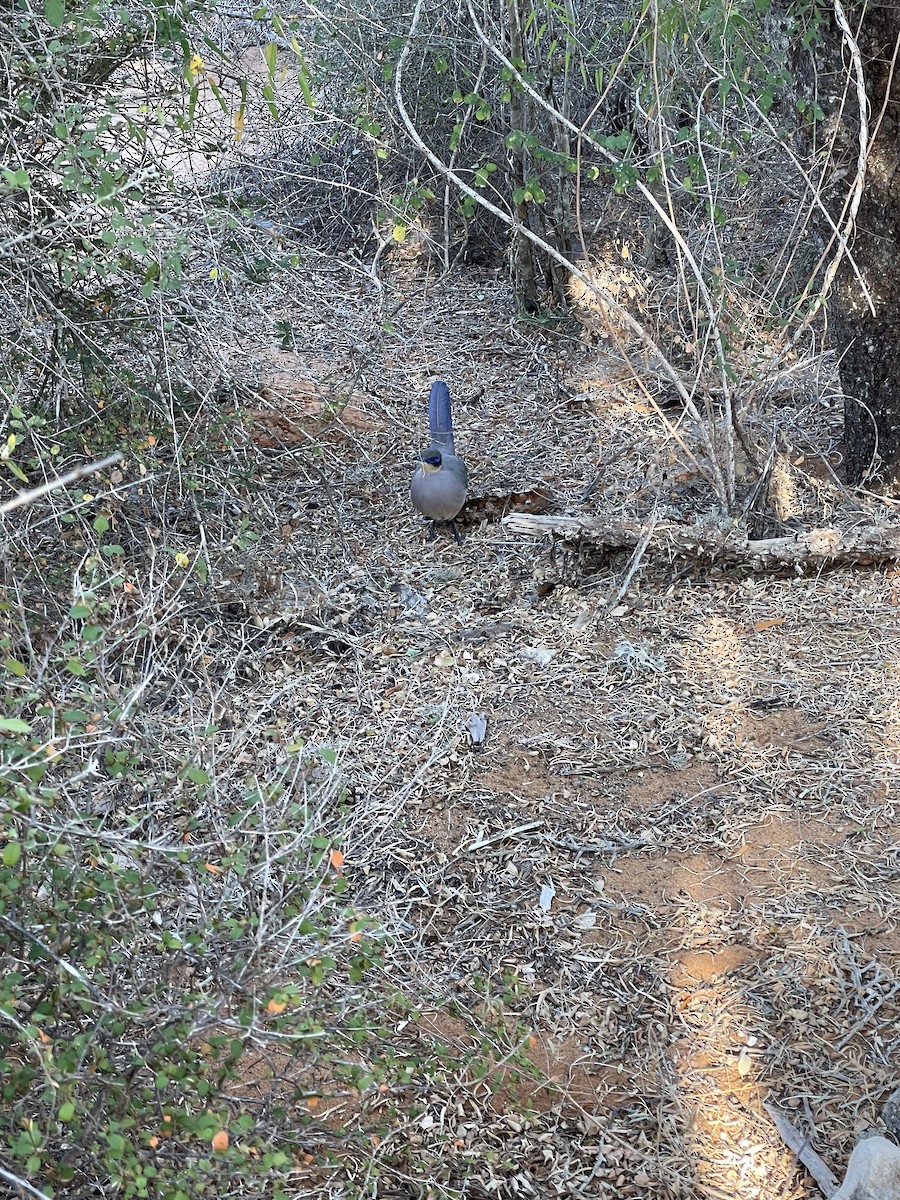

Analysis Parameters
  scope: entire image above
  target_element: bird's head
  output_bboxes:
[419,449,443,473]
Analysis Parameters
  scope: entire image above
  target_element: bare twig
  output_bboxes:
[606,510,658,612]
[463,820,545,853]
[0,1165,54,1200]
[0,452,123,515]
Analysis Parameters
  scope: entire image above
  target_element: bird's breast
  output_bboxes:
[411,458,468,521]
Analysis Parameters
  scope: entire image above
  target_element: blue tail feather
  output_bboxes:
[428,380,455,453]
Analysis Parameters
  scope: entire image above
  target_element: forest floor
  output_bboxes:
[194,235,900,1200]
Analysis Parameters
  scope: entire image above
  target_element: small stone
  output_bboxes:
[833,1136,900,1200]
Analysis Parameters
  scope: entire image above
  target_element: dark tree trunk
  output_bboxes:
[505,0,543,313]
[823,5,900,488]
[504,0,573,314]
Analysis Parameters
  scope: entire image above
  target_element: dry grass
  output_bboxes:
[4,30,900,1198]
[134,225,898,1198]
[4,214,897,1198]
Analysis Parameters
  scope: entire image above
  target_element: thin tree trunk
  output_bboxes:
[505,0,542,312]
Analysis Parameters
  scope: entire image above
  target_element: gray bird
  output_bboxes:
[410,380,468,540]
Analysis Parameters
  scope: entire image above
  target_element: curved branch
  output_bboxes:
[787,0,873,343]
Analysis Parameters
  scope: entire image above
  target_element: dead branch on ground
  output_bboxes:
[502,512,900,568]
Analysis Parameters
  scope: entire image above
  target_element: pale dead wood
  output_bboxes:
[0,451,123,515]
[0,1165,54,1200]
[763,1103,840,1198]
[503,511,900,567]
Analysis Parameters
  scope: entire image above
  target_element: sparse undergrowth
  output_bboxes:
[0,506,371,1197]
[4,1,900,1198]
[0,397,552,1199]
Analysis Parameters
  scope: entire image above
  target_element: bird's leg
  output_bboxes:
[450,520,464,544]
[426,521,437,542]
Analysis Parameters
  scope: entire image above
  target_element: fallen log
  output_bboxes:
[501,513,900,568]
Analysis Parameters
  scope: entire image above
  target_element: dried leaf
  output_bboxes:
[753,617,785,632]
[520,646,555,667]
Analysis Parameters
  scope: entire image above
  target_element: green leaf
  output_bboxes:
[45,0,64,27]
[288,38,316,109]
[4,658,27,677]
[185,767,209,785]
[0,718,32,734]
[207,74,227,113]
[2,842,22,867]
[66,658,87,676]
[2,168,31,191]
[93,514,110,534]
[58,1102,75,1122]
[106,1132,126,1157]
[4,460,28,484]
[263,41,277,76]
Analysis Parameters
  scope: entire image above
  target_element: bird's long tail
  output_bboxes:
[428,380,455,454]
